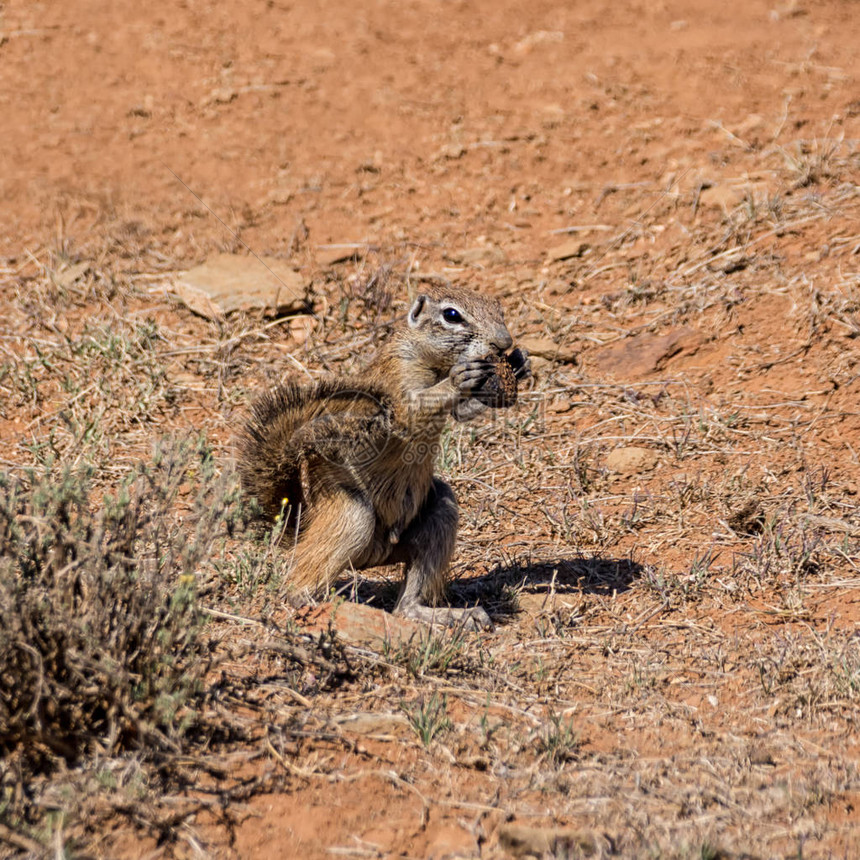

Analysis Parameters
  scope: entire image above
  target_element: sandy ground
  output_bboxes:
[2,0,860,857]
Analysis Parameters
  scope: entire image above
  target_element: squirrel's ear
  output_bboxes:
[408,295,427,328]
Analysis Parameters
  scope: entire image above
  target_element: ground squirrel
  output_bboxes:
[237,284,529,629]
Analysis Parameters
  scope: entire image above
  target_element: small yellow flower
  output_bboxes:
[179,573,195,586]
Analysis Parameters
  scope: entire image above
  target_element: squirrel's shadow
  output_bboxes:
[347,555,642,618]
[451,555,642,617]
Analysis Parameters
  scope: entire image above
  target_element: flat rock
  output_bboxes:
[332,711,409,736]
[546,238,588,262]
[54,260,92,288]
[314,244,366,267]
[591,327,700,380]
[698,181,768,212]
[605,446,659,475]
[295,601,423,650]
[519,335,577,364]
[174,253,309,320]
[698,184,744,211]
[435,142,467,160]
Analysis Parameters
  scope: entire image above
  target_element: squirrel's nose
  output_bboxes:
[492,327,513,352]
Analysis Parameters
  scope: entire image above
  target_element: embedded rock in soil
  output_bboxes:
[518,335,577,364]
[591,327,701,380]
[605,445,659,475]
[174,253,310,320]
[546,238,589,262]
[295,601,423,650]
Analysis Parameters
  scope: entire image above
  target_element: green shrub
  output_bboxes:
[0,437,240,779]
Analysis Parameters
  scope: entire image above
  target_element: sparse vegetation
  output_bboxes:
[0,436,352,855]
[384,624,475,678]
[535,710,580,768]
[0,437,231,762]
[402,693,451,747]
[2,1,860,856]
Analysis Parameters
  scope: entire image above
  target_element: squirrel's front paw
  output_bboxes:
[450,359,496,395]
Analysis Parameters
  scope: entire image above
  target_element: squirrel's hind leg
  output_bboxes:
[391,478,493,632]
[284,491,375,599]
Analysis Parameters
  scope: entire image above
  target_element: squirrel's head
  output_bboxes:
[406,285,513,375]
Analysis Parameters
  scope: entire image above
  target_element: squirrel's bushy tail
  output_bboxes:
[237,383,307,521]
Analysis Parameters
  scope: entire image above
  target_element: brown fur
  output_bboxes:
[236,284,528,628]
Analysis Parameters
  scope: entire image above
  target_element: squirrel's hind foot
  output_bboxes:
[395,602,494,632]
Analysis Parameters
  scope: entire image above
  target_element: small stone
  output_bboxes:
[203,86,237,105]
[437,142,467,160]
[518,335,577,364]
[267,188,293,205]
[698,185,746,211]
[605,446,659,475]
[314,244,366,267]
[546,238,589,262]
[698,181,768,212]
[333,712,409,736]
[288,316,315,344]
[54,260,92,288]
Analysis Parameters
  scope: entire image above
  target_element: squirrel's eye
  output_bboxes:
[442,307,464,324]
